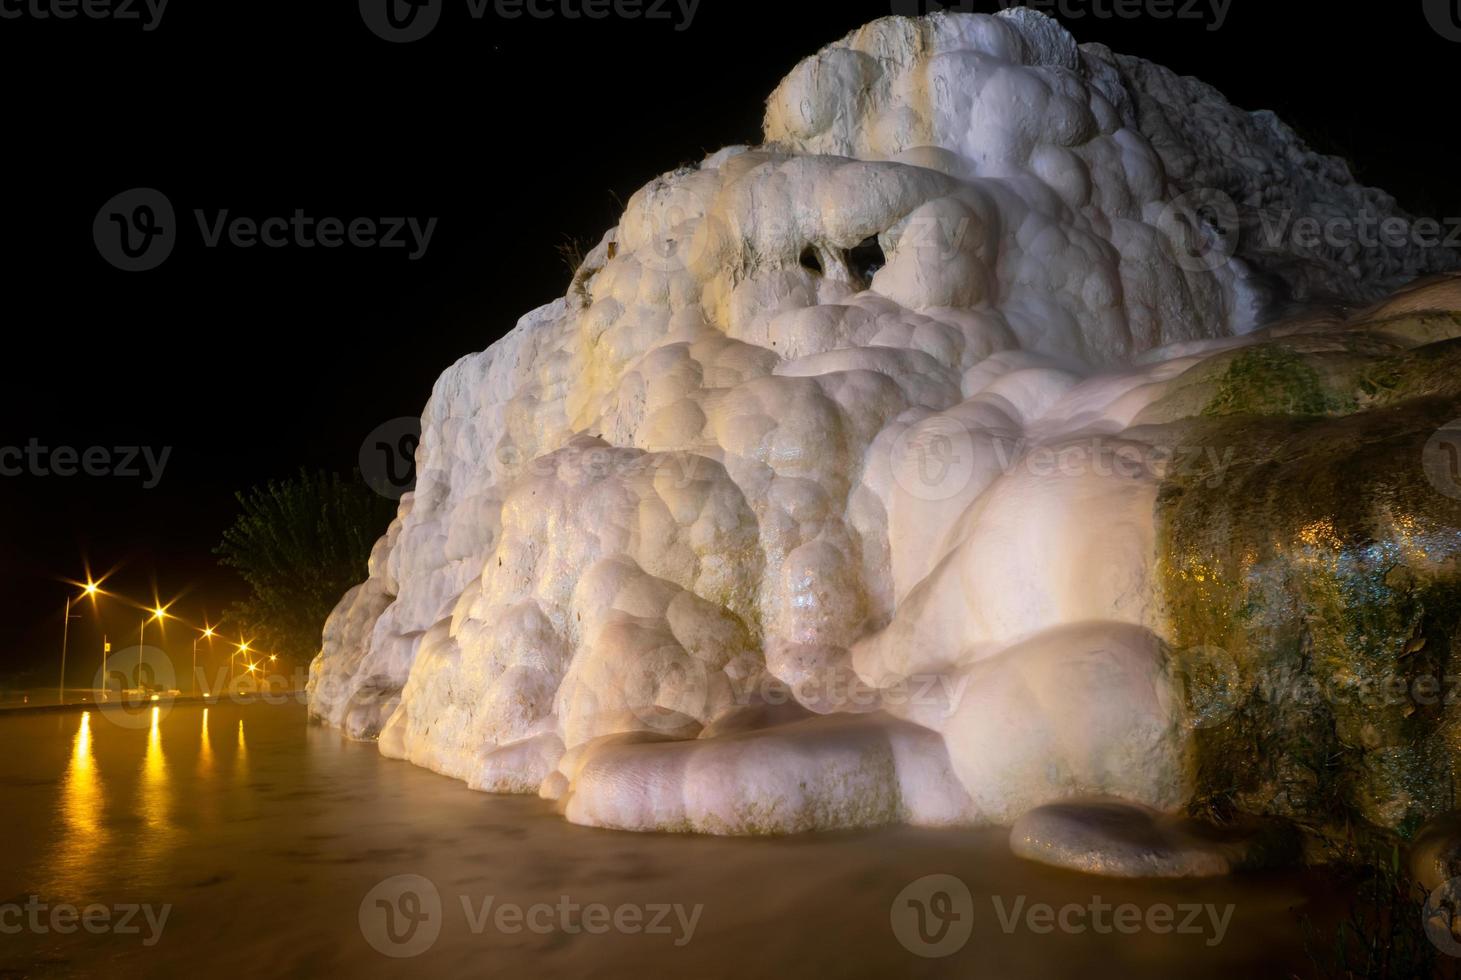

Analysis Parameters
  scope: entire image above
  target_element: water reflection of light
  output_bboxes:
[199,707,212,772]
[135,705,171,871]
[51,711,106,894]
[142,706,167,802]
[236,719,247,779]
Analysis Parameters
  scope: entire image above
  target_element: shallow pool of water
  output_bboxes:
[0,700,1347,977]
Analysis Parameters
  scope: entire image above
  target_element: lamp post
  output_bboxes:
[139,604,168,694]
[58,595,77,704]
[58,579,101,705]
[232,640,251,690]
[193,624,216,697]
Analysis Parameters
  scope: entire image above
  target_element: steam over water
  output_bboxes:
[2,702,1352,977]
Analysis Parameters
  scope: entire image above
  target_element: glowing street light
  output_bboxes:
[57,580,99,704]
[231,640,251,688]
[193,622,218,698]
[138,602,170,697]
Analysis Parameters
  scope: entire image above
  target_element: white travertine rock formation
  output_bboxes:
[309,10,1456,836]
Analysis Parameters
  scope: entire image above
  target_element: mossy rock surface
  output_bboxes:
[1142,324,1461,849]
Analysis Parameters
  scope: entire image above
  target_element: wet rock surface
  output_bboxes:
[1011,798,1298,877]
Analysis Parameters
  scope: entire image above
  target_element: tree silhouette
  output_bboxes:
[215,469,395,662]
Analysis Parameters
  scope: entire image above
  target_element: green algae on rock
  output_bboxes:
[1151,308,1461,849]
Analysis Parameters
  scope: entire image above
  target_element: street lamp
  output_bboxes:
[59,578,103,704]
[138,603,168,696]
[232,640,250,689]
[193,623,217,698]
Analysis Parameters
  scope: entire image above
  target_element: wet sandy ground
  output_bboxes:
[0,701,1346,978]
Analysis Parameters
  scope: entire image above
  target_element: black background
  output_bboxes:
[1,0,1456,683]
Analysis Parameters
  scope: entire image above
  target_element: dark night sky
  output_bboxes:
[1,0,1456,684]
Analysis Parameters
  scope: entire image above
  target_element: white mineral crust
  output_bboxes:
[309,10,1454,835]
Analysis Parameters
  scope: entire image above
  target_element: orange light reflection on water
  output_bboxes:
[199,707,212,773]
[49,711,107,895]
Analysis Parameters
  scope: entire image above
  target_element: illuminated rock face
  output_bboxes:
[309,10,1460,842]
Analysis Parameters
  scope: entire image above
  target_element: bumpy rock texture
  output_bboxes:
[310,11,1461,847]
